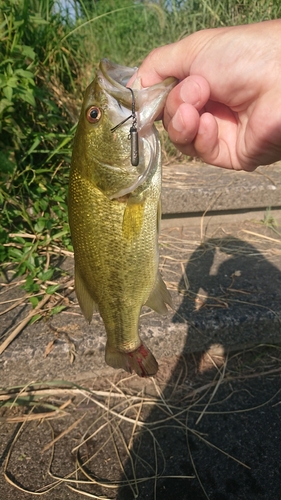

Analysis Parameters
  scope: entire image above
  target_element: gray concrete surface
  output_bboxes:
[1,162,281,386]
[162,162,281,214]
[1,162,281,500]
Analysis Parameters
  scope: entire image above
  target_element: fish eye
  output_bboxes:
[86,106,102,123]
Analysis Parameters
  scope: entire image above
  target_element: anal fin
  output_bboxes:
[145,272,172,315]
[75,266,98,323]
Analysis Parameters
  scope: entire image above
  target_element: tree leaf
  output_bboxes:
[15,69,35,79]
[29,296,39,308]
[21,45,36,60]
[29,313,41,325]
[0,151,15,173]
[6,76,18,88]
[34,218,45,233]
[20,91,36,106]
[3,86,13,101]
[39,268,54,282]
[46,284,60,295]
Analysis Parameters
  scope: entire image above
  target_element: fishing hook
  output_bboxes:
[110,87,139,167]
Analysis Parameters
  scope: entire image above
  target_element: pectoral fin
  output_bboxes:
[75,266,98,323]
[145,272,172,315]
[122,201,144,241]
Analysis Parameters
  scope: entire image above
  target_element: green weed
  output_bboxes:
[1,0,281,313]
[261,208,281,237]
[0,0,80,297]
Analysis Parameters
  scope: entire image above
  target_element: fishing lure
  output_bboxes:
[111,87,139,167]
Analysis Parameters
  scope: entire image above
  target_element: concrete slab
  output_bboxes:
[1,215,281,386]
[162,162,281,214]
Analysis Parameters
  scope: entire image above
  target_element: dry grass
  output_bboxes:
[0,276,75,355]
[1,342,281,499]
[1,210,281,498]
[1,182,281,355]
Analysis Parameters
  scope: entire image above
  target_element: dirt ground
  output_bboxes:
[1,205,281,499]
[1,344,281,500]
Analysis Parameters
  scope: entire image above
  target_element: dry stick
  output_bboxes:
[195,353,228,425]
[242,229,281,244]
[199,179,239,243]
[0,280,25,294]
[0,296,28,316]
[152,377,173,415]
[0,410,69,423]
[0,293,51,355]
[0,387,82,402]
[42,414,86,452]
[200,188,224,242]
[66,485,111,499]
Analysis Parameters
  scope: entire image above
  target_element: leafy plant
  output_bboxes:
[0,0,79,294]
[1,0,281,311]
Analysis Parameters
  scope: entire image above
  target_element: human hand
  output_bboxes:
[131,20,281,171]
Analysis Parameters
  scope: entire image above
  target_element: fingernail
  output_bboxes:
[180,79,200,106]
[172,109,184,133]
[126,71,137,88]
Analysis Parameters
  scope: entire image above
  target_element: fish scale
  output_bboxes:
[68,59,176,377]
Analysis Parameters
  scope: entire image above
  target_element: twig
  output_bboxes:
[0,294,51,355]
[42,413,85,452]
[0,296,28,316]
[242,229,281,244]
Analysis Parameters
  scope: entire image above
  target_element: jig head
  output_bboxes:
[110,87,139,167]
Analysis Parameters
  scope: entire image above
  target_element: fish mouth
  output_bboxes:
[99,59,177,125]
[100,59,137,90]
[99,59,138,114]
[97,59,177,199]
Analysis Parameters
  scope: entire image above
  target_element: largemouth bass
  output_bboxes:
[68,59,176,377]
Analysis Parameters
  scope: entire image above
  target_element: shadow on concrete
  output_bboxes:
[116,236,281,500]
[174,236,281,352]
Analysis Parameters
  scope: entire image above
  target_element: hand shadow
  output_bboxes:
[116,236,281,500]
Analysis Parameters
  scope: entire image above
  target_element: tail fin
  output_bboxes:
[105,343,158,377]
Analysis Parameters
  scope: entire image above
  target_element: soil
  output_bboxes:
[1,346,281,500]
[1,170,281,499]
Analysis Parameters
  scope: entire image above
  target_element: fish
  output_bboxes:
[68,59,176,377]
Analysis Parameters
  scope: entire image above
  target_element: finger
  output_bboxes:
[190,111,243,170]
[163,76,212,158]
[128,44,184,87]
[193,112,222,164]
[166,103,200,155]
[167,110,225,165]
[164,75,210,124]
[167,111,218,160]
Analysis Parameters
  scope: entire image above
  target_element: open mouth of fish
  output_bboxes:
[97,59,176,199]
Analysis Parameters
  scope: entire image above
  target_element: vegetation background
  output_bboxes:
[1,0,281,306]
